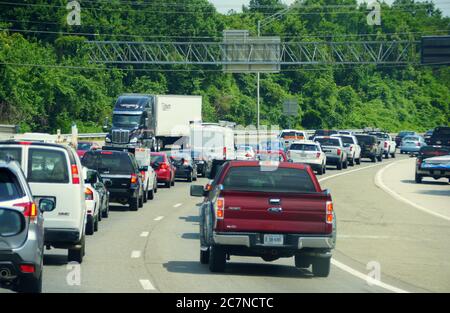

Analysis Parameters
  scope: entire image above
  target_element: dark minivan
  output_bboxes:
[82,150,144,211]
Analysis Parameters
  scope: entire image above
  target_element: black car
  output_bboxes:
[355,134,383,162]
[168,152,198,182]
[82,150,144,211]
[189,150,212,177]
[428,126,450,147]
[85,168,110,219]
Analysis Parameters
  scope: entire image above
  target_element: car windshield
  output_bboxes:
[82,152,133,174]
[315,138,340,147]
[223,167,316,193]
[0,168,24,201]
[289,144,318,151]
[77,143,93,151]
[112,114,141,128]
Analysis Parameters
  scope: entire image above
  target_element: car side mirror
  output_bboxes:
[139,166,148,172]
[103,180,113,188]
[190,185,206,197]
[39,199,56,212]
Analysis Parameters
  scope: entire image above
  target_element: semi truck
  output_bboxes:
[105,94,202,151]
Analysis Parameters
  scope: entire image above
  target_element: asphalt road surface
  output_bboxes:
[1,154,449,293]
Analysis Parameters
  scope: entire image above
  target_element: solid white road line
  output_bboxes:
[375,161,450,222]
[139,279,156,291]
[131,251,141,258]
[331,259,408,293]
[154,216,164,221]
[318,159,410,293]
[140,231,150,237]
[173,203,183,208]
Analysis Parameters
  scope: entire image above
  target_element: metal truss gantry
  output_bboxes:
[86,40,419,66]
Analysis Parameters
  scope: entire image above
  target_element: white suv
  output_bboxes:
[0,141,87,263]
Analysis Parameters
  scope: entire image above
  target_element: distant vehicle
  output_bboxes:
[424,129,434,145]
[190,161,336,277]
[415,146,450,183]
[82,150,145,211]
[83,168,110,235]
[105,94,202,151]
[168,151,198,182]
[151,152,176,188]
[314,136,348,170]
[0,141,87,263]
[368,132,396,159]
[235,145,256,161]
[288,141,327,175]
[257,150,288,162]
[395,131,416,147]
[190,123,235,160]
[309,130,338,140]
[82,168,100,236]
[76,142,101,158]
[400,135,426,154]
[186,150,212,178]
[259,140,286,153]
[279,130,306,147]
[332,135,361,166]
[355,134,383,162]
[428,126,450,147]
[0,160,55,293]
[337,130,354,136]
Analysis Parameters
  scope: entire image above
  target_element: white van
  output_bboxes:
[0,141,87,263]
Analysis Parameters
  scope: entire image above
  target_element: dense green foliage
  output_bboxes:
[0,0,449,133]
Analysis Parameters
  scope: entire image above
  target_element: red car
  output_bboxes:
[151,152,176,188]
[190,161,336,277]
[77,142,101,158]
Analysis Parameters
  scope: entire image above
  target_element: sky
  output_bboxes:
[209,0,450,16]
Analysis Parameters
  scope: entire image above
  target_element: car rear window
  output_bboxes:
[28,149,69,184]
[403,136,419,141]
[433,127,450,136]
[151,155,165,164]
[222,166,316,193]
[289,144,318,151]
[281,131,296,137]
[82,152,133,174]
[356,135,375,145]
[0,147,22,164]
[315,138,340,147]
[0,168,25,201]
[336,136,354,144]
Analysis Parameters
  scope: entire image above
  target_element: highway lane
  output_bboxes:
[2,153,449,293]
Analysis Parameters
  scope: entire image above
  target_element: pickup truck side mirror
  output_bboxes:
[190,185,206,197]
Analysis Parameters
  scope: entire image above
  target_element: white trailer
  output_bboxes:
[154,95,202,150]
[190,123,235,160]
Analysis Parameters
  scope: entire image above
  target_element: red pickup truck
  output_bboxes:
[190,161,336,277]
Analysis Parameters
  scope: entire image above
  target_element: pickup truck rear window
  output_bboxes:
[222,167,316,193]
[337,136,354,144]
[0,168,25,201]
[315,138,340,147]
[289,144,318,151]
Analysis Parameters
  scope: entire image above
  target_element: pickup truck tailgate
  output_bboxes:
[218,191,328,234]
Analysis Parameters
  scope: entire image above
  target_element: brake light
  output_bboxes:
[140,171,145,177]
[14,202,37,219]
[19,264,35,273]
[101,151,113,155]
[85,188,94,201]
[131,173,138,184]
[416,142,421,147]
[245,153,251,158]
[326,201,334,224]
[384,142,388,148]
[336,149,341,156]
[160,163,168,170]
[183,160,189,166]
[417,158,422,166]
[19,141,32,146]
[71,164,80,184]
[223,147,227,160]
[316,152,321,158]
[216,197,225,219]
[350,146,353,152]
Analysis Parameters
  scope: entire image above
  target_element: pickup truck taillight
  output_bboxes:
[384,142,388,148]
[215,197,225,220]
[316,152,321,158]
[326,201,334,224]
[85,188,94,201]
[336,149,341,156]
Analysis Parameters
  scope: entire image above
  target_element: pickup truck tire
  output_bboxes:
[200,248,210,264]
[129,197,139,211]
[209,245,226,273]
[86,218,94,236]
[415,173,423,183]
[343,160,348,169]
[16,273,42,293]
[391,152,396,158]
[139,194,144,208]
[356,158,361,165]
[143,185,148,203]
[317,166,324,175]
[337,161,343,170]
[349,157,355,166]
[148,188,154,200]
[102,200,109,218]
[312,257,331,277]
[385,152,390,159]
[294,255,311,269]
[171,180,175,187]
[94,216,99,232]
[165,181,171,188]
[377,154,383,162]
[68,236,85,264]
[187,172,193,182]
[371,156,376,163]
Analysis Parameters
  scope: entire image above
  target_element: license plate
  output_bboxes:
[264,234,284,246]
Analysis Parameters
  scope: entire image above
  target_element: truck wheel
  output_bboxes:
[209,245,226,273]
[68,236,85,264]
[356,158,361,165]
[385,152,390,159]
[143,186,148,203]
[294,255,311,269]
[415,173,423,183]
[371,156,376,163]
[171,179,175,187]
[200,248,209,264]
[312,257,331,277]
[16,274,42,293]
[102,199,110,218]
[148,188,154,200]
[391,152,396,158]
[317,166,323,175]
[187,172,193,182]
[377,154,383,162]
[138,194,144,208]
[129,197,139,211]
[343,160,348,169]
[85,218,94,236]
[349,157,355,166]
[337,162,342,170]
[94,216,99,232]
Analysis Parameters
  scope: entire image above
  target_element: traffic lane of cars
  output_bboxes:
[323,156,450,293]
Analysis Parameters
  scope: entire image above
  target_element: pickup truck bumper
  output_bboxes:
[213,232,335,250]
